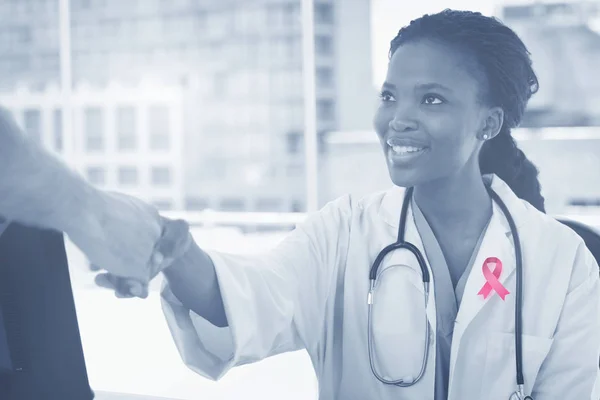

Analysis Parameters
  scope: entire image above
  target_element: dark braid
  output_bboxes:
[389,9,546,213]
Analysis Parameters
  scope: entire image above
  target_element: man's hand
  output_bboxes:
[93,215,192,298]
[68,191,163,286]
[0,106,176,295]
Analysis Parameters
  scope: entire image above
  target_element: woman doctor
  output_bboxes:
[145,10,599,400]
[2,8,597,400]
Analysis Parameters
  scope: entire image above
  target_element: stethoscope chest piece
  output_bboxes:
[509,387,533,400]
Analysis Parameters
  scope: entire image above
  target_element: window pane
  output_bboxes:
[150,166,171,185]
[184,197,209,211]
[315,35,333,56]
[117,166,138,185]
[317,99,335,120]
[116,106,137,151]
[148,105,170,151]
[152,199,173,211]
[53,109,63,151]
[256,198,283,212]
[316,67,333,88]
[286,131,302,154]
[219,197,245,211]
[23,109,41,142]
[315,3,333,24]
[86,166,105,185]
[84,108,104,152]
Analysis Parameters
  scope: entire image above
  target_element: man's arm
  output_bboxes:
[0,108,162,282]
[0,108,98,235]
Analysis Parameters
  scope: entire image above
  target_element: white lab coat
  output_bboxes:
[161,174,600,399]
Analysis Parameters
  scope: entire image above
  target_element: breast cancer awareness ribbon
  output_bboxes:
[477,257,510,301]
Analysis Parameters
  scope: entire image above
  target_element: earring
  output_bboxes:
[482,134,489,140]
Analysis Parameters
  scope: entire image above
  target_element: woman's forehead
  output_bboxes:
[386,40,480,93]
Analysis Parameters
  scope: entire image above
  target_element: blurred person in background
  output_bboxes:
[1,9,599,400]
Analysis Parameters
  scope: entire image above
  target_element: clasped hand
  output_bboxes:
[95,216,191,298]
[69,190,190,298]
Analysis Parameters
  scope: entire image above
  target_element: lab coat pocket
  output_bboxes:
[479,332,553,400]
[370,265,429,381]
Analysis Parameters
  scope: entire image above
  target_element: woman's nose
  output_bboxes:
[389,117,418,132]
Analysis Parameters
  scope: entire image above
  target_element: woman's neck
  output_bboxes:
[413,170,492,235]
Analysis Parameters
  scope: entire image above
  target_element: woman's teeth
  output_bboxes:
[391,145,424,154]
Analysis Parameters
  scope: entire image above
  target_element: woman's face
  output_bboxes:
[373,39,497,188]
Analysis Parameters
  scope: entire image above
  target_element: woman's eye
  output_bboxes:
[422,95,444,105]
[379,91,396,102]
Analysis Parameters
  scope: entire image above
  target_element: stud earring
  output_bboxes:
[482,134,489,140]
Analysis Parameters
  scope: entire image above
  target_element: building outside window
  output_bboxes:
[118,166,139,186]
[184,197,209,211]
[116,106,137,151]
[315,35,333,56]
[23,108,41,142]
[152,199,173,211]
[151,166,172,186]
[53,108,63,151]
[219,197,245,211]
[316,66,333,88]
[317,99,335,121]
[84,107,104,152]
[86,166,106,185]
[315,2,334,24]
[148,105,170,151]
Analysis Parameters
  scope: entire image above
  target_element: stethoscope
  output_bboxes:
[366,185,532,400]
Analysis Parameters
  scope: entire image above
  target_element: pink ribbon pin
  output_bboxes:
[477,257,510,301]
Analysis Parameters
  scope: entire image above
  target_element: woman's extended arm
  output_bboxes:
[159,196,354,381]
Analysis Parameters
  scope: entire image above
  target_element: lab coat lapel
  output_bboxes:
[454,202,516,330]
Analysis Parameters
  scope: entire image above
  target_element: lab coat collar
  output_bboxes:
[379,174,528,235]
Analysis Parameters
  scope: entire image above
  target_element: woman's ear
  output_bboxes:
[479,107,504,141]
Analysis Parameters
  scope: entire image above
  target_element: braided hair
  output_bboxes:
[389,9,546,213]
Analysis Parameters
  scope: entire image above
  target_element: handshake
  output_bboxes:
[0,105,191,298]
[72,190,192,299]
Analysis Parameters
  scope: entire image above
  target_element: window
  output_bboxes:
[219,197,245,211]
[118,166,139,185]
[53,109,63,151]
[315,35,333,56]
[256,198,283,212]
[286,164,304,176]
[148,105,170,151]
[316,67,333,88]
[23,109,41,142]
[12,26,32,46]
[152,199,173,211]
[317,99,335,120]
[185,197,209,211]
[151,166,172,186]
[116,106,137,151]
[84,108,104,152]
[282,3,299,27]
[77,0,91,9]
[286,131,302,154]
[318,130,328,154]
[291,200,304,212]
[213,71,229,97]
[86,166,105,185]
[315,3,333,24]
[285,36,301,62]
